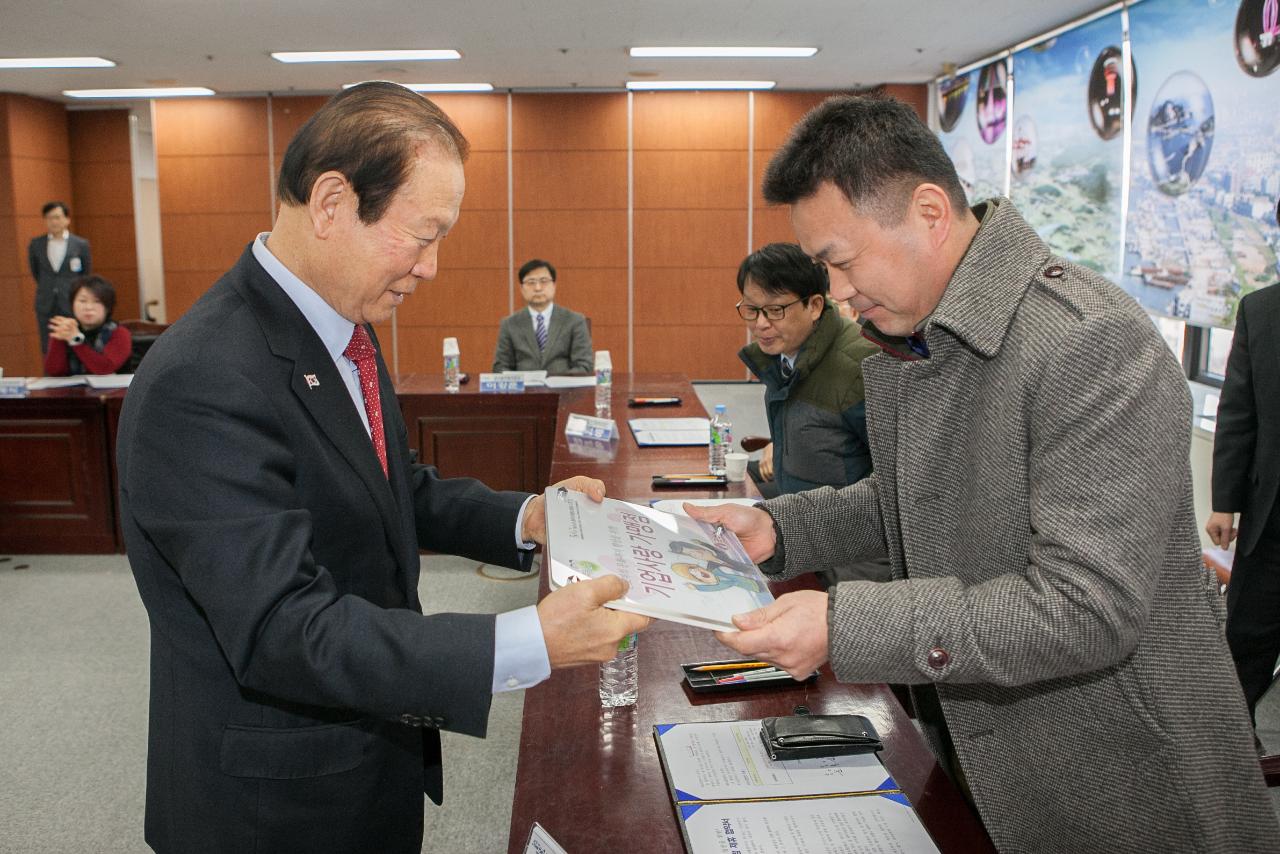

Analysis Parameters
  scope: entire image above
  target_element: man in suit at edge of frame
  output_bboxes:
[689,94,1277,851]
[117,81,650,854]
[1207,279,1280,732]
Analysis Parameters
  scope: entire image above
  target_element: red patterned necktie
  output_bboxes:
[342,325,388,478]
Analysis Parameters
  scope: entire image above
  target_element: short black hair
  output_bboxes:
[762,94,967,223]
[42,201,69,217]
[519,259,556,283]
[277,81,470,225]
[737,243,829,301]
[70,275,117,318]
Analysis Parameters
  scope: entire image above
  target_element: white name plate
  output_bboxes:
[564,412,616,441]
[479,372,525,393]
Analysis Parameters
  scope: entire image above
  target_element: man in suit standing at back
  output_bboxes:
[117,82,649,854]
[1207,280,1280,731]
[28,201,91,352]
[492,258,593,373]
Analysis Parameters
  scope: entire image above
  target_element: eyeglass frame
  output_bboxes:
[521,276,555,287]
[735,296,813,322]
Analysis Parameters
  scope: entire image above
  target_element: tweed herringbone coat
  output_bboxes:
[762,200,1276,852]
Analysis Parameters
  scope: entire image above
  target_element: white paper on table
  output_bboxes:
[26,376,89,390]
[651,497,760,514]
[655,720,893,802]
[543,375,597,388]
[85,374,133,389]
[629,417,710,446]
[679,794,940,854]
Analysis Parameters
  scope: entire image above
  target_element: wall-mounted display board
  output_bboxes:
[1124,0,1280,327]
[1010,11,1128,279]
[936,58,1011,205]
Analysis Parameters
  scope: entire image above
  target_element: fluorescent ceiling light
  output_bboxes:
[272,50,460,63]
[344,81,494,92]
[0,56,116,68]
[630,47,817,58]
[626,80,776,90]
[64,87,215,99]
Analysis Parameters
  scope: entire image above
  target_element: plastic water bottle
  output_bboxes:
[708,404,731,475]
[443,337,460,393]
[594,350,612,418]
[599,632,638,707]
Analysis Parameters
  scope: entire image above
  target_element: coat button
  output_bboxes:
[1043,265,1064,278]
[399,713,417,726]
[927,647,950,668]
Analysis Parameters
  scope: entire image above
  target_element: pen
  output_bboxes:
[716,669,787,684]
[693,661,773,672]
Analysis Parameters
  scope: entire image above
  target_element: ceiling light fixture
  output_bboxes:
[625,80,776,91]
[0,56,116,68]
[272,50,460,63]
[630,47,817,58]
[63,87,215,98]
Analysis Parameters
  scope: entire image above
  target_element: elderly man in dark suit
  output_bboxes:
[492,258,593,373]
[692,95,1276,850]
[1208,281,1280,728]
[117,82,648,854]
[28,201,91,352]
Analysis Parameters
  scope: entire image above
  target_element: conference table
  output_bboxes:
[501,375,993,853]
[1,373,991,851]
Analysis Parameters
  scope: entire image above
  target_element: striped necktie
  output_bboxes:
[535,312,548,351]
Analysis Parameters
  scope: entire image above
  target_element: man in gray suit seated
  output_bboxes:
[493,258,593,373]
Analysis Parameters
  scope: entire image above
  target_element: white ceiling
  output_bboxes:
[0,0,1109,103]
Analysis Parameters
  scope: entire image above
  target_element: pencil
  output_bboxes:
[692,661,772,672]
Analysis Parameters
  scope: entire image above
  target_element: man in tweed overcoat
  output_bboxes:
[696,95,1277,852]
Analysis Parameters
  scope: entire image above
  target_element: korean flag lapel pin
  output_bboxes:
[304,373,320,390]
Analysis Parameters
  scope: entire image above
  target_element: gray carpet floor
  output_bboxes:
[0,552,539,854]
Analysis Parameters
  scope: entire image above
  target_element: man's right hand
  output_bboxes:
[682,502,778,564]
[1206,511,1237,549]
[538,575,652,669]
[758,442,774,481]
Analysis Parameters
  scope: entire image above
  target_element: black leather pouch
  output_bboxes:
[759,713,882,761]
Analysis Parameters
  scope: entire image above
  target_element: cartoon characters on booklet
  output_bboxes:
[571,538,764,596]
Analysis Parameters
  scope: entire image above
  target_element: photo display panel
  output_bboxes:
[1010,11,1128,280]
[1125,0,1280,327]
[937,58,1011,205]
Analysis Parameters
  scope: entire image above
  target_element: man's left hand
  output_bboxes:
[715,590,830,678]
[522,475,606,544]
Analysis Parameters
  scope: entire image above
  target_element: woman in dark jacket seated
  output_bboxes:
[43,275,132,376]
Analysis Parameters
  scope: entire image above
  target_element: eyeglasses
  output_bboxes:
[522,277,554,286]
[736,298,804,321]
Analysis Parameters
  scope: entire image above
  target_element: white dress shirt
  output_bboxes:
[253,234,551,693]
[47,229,69,272]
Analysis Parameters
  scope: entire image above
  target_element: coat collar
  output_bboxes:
[925,198,1051,359]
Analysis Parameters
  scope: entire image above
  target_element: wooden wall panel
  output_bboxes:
[155,98,271,318]
[633,92,749,378]
[1,94,73,376]
[512,93,627,373]
[69,110,139,320]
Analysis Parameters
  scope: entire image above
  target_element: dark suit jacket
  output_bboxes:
[28,232,91,317]
[118,246,531,853]
[492,305,593,373]
[1213,283,1280,556]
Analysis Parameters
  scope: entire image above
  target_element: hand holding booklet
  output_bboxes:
[544,488,773,631]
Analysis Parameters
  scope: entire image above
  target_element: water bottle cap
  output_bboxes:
[442,337,459,355]
[714,404,726,413]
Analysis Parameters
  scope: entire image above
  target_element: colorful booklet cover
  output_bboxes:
[544,488,774,631]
